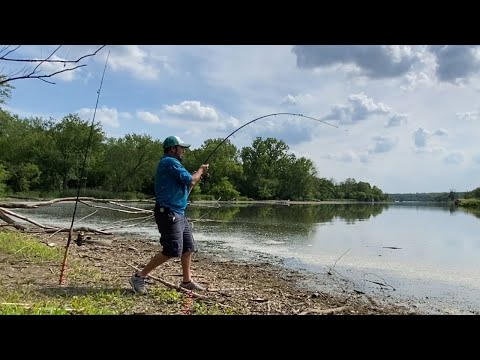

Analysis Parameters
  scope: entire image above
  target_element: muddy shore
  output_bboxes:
[6,230,419,315]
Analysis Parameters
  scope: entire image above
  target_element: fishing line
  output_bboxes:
[59,49,110,285]
[201,112,342,165]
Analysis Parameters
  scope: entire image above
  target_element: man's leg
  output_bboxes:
[130,209,181,294]
[138,252,170,277]
[181,251,192,283]
[180,218,205,291]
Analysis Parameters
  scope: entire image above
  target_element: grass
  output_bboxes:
[0,231,62,262]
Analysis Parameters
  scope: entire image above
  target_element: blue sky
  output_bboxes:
[1,45,480,194]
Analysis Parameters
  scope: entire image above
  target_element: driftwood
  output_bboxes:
[0,197,151,235]
[299,306,353,315]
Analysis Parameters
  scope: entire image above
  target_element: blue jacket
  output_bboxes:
[154,155,193,215]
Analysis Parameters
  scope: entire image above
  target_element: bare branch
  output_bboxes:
[39,78,55,84]
[1,45,21,58]
[32,45,62,74]
[0,45,106,86]
[1,45,106,64]
[2,64,86,85]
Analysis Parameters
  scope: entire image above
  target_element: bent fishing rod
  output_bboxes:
[201,112,341,166]
[59,50,110,285]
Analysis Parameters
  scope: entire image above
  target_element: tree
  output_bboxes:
[100,134,162,192]
[41,114,105,191]
[183,138,243,195]
[0,76,13,104]
[241,137,290,199]
[210,177,240,201]
[447,189,457,201]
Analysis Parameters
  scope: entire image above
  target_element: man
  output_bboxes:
[129,135,209,294]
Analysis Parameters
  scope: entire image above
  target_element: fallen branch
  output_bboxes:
[0,207,56,229]
[125,262,209,300]
[78,254,105,261]
[299,306,352,315]
[79,200,151,214]
[42,227,112,235]
[0,209,27,230]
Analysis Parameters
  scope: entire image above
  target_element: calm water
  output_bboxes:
[14,201,480,314]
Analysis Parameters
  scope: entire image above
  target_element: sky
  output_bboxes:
[1,45,480,194]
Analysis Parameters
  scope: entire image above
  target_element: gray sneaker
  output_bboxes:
[129,273,147,294]
[180,280,205,291]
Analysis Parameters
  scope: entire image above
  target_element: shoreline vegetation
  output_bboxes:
[0,229,419,315]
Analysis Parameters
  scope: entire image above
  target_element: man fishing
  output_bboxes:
[129,135,209,294]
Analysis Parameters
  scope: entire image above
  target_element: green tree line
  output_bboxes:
[0,109,389,201]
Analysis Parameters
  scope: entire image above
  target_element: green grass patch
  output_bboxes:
[0,231,62,262]
[192,301,243,315]
[0,287,135,315]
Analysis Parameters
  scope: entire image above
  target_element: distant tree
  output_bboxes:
[447,189,457,201]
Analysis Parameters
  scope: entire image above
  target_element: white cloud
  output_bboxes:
[77,106,130,128]
[137,111,161,124]
[370,136,397,154]
[413,127,430,147]
[456,111,479,121]
[325,150,358,163]
[434,128,448,136]
[444,151,464,164]
[323,92,391,125]
[164,101,219,122]
[105,45,163,80]
[280,93,314,106]
[386,113,408,127]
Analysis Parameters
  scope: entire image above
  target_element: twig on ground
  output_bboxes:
[299,305,352,315]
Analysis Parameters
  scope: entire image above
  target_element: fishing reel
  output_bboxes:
[201,169,210,184]
[74,231,91,246]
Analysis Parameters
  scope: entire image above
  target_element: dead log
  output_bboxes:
[1,207,58,229]
[0,209,26,230]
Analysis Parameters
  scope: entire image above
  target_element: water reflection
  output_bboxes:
[188,203,389,230]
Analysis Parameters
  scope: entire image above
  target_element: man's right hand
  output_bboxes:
[198,164,209,174]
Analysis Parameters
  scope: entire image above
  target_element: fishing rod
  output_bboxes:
[197,111,342,186]
[59,49,110,285]
[201,112,340,165]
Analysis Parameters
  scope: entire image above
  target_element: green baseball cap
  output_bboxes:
[163,135,191,149]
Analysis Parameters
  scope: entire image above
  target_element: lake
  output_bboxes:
[13,201,480,314]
